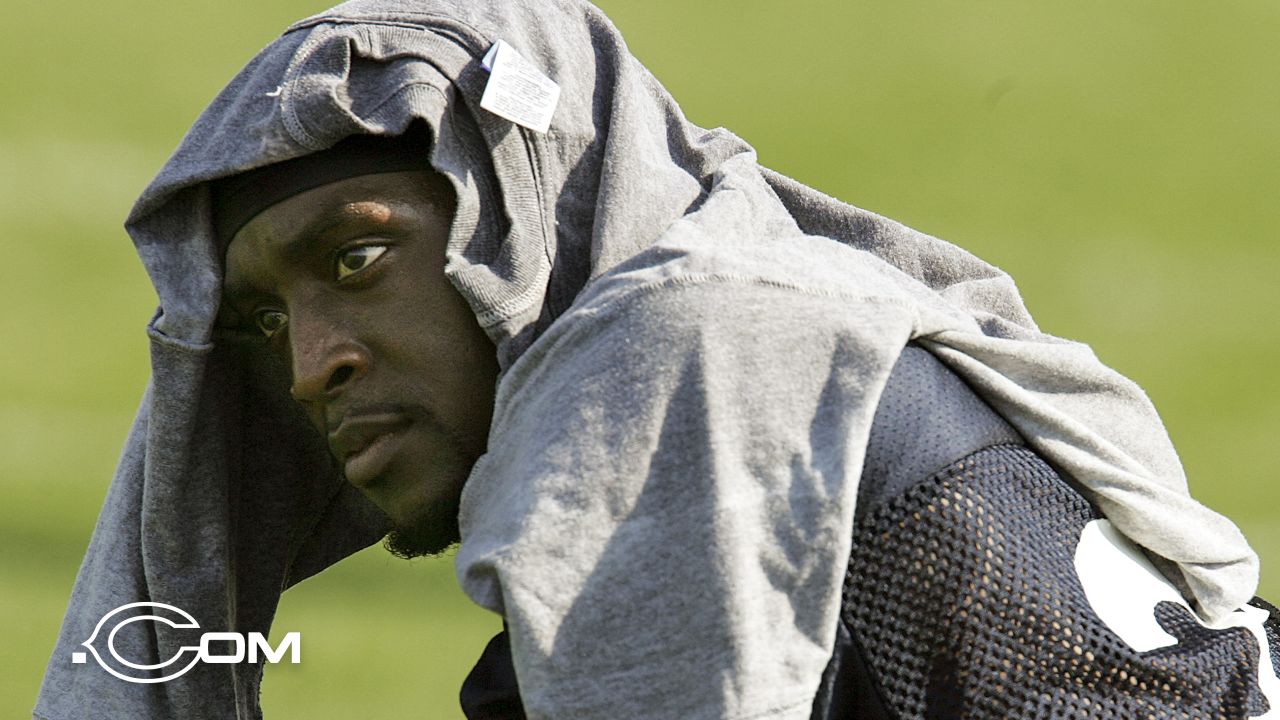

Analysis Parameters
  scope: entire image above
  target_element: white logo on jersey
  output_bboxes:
[1075,519,1280,718]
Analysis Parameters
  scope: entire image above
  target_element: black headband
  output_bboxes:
[211,128,431,246]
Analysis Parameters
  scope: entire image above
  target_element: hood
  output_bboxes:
[37,1,1258,718]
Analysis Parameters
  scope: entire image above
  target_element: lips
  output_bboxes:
[327,411,413,487]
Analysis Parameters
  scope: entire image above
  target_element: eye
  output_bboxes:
[255,309,289,338]
[335,245,388,280]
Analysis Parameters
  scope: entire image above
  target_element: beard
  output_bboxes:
[366,417,478,560]
[382,489,463,559]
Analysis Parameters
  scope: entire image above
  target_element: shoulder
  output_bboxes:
[495,238,923,432]
[525,233,921,367]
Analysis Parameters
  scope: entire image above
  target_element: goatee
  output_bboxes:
[383,494,462,559]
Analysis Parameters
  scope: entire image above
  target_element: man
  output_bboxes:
[36,1,1275,718]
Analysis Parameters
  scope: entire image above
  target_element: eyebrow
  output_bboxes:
[278,201,393,264]
[222,200,394,305]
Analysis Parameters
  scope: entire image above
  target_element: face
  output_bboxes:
[222,170,498,557]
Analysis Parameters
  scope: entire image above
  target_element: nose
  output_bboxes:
[288,314,370,403]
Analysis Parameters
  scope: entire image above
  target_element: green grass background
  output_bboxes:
[3,0,1277,716]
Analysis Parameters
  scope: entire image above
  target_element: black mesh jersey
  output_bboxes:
[811,442,1280,720]
[460,346,1280,719]
[811,348,1280,720]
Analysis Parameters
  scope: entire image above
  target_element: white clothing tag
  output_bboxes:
[480,40,560,134]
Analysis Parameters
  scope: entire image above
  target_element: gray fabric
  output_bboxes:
[36,1,1257,719]
[859,345,1023,510]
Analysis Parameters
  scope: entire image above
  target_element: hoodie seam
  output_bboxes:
[576,271,918,324]
[363,81,448,122]
[146,324,214,354]
[472,260,553,329]
[286,12,487,47]
[523,129,556,270]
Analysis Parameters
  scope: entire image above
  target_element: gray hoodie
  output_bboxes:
[36,1,1258,718]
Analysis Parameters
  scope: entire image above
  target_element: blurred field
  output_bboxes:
[3,0,1277,717]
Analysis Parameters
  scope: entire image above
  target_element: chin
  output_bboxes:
[359,432,476,559]
[382,494,462,559]
[372,465,467,559]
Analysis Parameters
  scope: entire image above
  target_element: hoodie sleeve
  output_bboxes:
[35,325,388,720]
[456,275,917,720]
